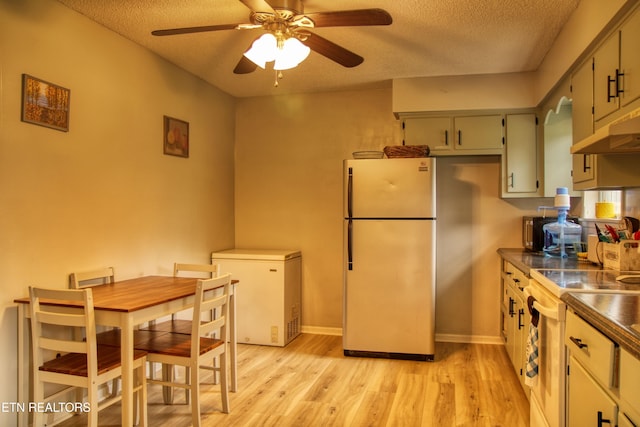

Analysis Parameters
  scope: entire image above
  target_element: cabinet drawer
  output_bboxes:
[512,269,528,291]
[620,349,640,410]
[565,309,617,388]
[502,262,527,288]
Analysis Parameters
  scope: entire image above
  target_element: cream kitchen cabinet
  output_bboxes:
[594,7,640,123]
[565,309,619,427]
[572,152,640,190]
[500,260,530,396]
[502,113,539,197]
[571,57,594,146]
[619,349,640,426]
[402,116,452,152]
[571,53,640,190]
[567,354,618,427]
[454,115,503,151]
[402,113,503,156]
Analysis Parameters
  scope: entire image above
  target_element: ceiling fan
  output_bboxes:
[151,0,392,75]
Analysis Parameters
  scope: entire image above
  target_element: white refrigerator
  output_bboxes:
[343,158,436,361]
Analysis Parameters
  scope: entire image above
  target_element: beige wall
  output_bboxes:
[235,89,547,341]
[0,0,235,418]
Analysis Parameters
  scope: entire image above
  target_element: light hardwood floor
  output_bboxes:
[58,334,529,426]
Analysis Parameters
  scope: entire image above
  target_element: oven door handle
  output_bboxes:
[524,286,561,321]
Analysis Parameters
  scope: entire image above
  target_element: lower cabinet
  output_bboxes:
[567,354,618,427]
[565,309,626,427]
[620,349,640,426]
[500,260,530,397]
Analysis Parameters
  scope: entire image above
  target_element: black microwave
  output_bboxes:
[523,216,579,252]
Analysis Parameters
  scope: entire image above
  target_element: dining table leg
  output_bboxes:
[120,317,135,427]
[17,304,29,427]
[230,284,237,392]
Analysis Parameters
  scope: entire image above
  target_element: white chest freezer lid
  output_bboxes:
[211,249,301,261]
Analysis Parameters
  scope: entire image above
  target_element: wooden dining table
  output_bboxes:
[15,275,238,427]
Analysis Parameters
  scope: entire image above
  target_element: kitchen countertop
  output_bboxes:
[497,248,601,276]
[499,248,640,360]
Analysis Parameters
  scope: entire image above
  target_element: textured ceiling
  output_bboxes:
[56,0,580,98]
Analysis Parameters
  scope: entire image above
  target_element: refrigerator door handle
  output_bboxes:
[347,167,353,218]
[348,219,353,270]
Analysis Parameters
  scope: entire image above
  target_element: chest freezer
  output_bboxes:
[211,249,301,346]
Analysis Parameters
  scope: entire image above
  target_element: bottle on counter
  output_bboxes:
[543,187,582,258]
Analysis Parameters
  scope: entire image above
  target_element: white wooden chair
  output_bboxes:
[69,266,119,396]
[141,262,223,402]
[69,267,115,289]
[143,263,220,334]
[134,274,231,426]
[29,286,147,427]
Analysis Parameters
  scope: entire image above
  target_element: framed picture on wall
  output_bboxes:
[163,115,189,158]
[21,74,70,132]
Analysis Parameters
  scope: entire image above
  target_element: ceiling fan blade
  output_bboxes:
[152,23,243,36]
[301,32,363,68]
[239,0,276,14]
[234,55,259,74]
[304,9,392,28]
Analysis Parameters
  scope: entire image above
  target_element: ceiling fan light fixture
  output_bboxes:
[243,33,278,68]
[273,37,310,70]
[244,32,310,71]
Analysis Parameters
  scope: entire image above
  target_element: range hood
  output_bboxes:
[571,108,640,154]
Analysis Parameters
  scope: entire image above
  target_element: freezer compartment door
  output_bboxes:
[344,158,435,219]
[343,219,436,356]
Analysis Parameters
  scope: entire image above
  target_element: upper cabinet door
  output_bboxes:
[620,9,640,108]
[505,113,538,194]
[593,31,620,122]
[403,116,452,152]
[571,58,594,144]
[454,115,503,150]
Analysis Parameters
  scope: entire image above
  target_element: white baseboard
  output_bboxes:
[301,325,342,336]
[301,326,502,345]
[436,333,504,345]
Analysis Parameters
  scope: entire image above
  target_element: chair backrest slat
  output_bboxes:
[69,267,115,289]
[39,337,87,354]
[37,311,86,328]
[174,262,220,279]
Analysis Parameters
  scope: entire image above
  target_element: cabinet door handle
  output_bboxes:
[518,308,524,329]
[569,336,588,349]
[509,172,514,188]
[616,69,624,96]
[458,130,462,145]
[444,130,448,145]
[597,411,611,427]
[583,154,591,172]
[509,297,515,316]
[607,75,616,102]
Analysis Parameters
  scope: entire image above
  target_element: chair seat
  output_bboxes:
[96,329,168,346]
[140,319,194,335]
[40,345,147,377]
[134,333,224,358]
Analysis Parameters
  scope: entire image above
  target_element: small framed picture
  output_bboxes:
[21,74,70,132]
[163,115,189,158]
